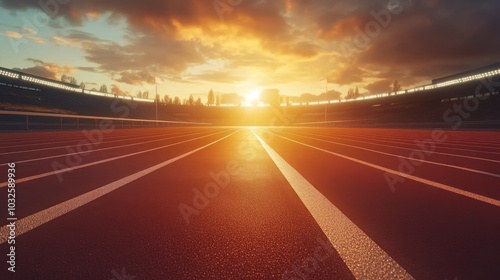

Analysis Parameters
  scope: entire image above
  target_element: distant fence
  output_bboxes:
[0,110,212,131]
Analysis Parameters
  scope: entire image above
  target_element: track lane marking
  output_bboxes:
[0,129,223,166]
[252,130,414,280]
[281,130,500,178]
[268,130,500,207]
[0,130,239,244]
[0,131,168,149]
[0,129,234,188]
[295,130,500,164]
[0,129,211,156]
[310,130,500,150]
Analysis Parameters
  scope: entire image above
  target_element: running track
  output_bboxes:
[0,127,499,279]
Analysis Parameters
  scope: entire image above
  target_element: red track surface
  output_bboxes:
[0,127,499,279]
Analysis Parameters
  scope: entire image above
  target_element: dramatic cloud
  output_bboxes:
[14,59,74,80]
[1,0,500,95]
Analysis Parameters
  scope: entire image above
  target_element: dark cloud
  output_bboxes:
[355,0,500,82]
[365,79,392,94]
[79,34,204,84]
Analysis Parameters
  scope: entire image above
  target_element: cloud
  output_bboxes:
[80,34,204,83]
[51,36,72,46]
[110,84,129,96]
[3,31,44,44]
[2,0,500,94]
[14,59,74,80]
[191,71,246,84]
[3,31,23,38]
[114,70,154,85]
[27,36,44,44]
[21,26,36,35]
[365,79,392,94]
[327,64,367,86]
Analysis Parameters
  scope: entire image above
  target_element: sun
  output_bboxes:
[244,89,261,106]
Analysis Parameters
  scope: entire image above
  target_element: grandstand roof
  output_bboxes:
[432,63,500,85]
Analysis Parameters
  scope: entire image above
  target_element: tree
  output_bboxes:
[79,82,86,90]
[188,94,195,106]
[61,74,68,83]
[195,97,202,106]
[99,84,108,93]
[216,94,221,106]
[137,91,143,98]
[354,86,360,98]
[143,91,149,99]
[69,77,77,85]
[392,80,401,94]
[346,88,353,100]
[207,89,215,106]
[173,96,181,105]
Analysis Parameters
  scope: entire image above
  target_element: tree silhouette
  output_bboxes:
[79,82,85,90]
[216,95,221,106]
[346,88,353,100]
[207,89,215,106]
[188,94,195,106]
[69,77,77,85]
[392,80,401,95]
[99,84,108,93]
[174,96,181,105]
[163,95,170,104]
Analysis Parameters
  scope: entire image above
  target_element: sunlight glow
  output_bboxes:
[244,89,261,106]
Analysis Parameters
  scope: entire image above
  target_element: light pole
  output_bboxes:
[155,79,158,126]
[155,65,159,126]
[322,78,328,125]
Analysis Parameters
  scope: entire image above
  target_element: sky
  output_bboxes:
[1,0,500,103]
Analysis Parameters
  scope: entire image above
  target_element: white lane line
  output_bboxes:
[0,129,233,188]
[282,131,500,178]
[296,131,500,164]
[304,129,500,147]
[0,130,221,166]
[0,130,239,245]
[269,131,500,207]
[0,130,209,156]
[252,130,414,280]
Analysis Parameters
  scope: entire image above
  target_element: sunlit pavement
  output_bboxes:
[0,127,499,279]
